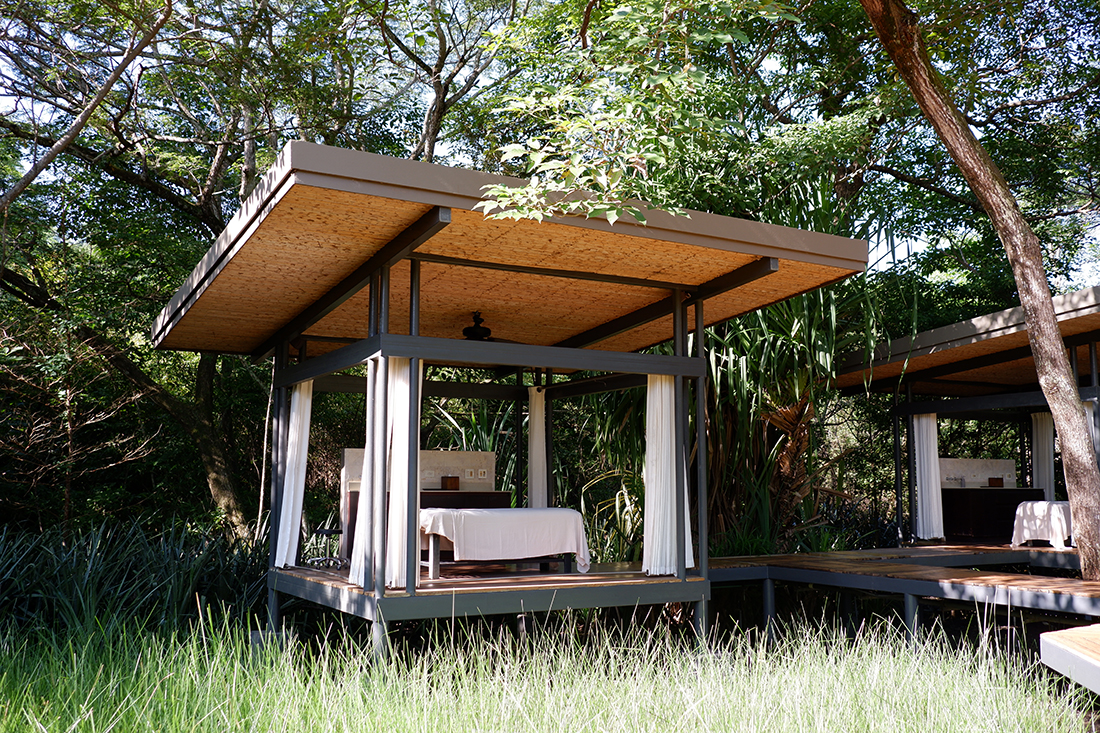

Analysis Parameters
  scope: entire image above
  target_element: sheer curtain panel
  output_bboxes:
[275,380,313,567]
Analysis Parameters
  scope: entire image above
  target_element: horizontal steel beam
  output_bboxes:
[378,579,710,621]
[545,373,648,400]
[253,206,451,359]
[555,257,779,349]
[275,333,705,388]
[895,386,1099,416]
[313,375,528,401]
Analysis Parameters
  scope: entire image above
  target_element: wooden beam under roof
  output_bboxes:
[252,206,451,359]
[554,257,779,350]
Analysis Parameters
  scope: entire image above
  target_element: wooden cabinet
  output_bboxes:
[941,487,1044,541]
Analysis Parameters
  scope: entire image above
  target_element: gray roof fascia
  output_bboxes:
[837,285,1100,376]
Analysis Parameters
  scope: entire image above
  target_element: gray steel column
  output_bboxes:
[762,577,776,645]
[673,290,687,581]
[903,593,919,643]
[372,355,389,600]
[267,342,290,630]
[361,357,376,588]
[905,386,917,541]
[695,302,708,579]
[379,267,390,335]
[405,261,422,593]
[893,398,903,547]
[405,357,421,594]
[368,271,380,337]
[1091,342,1100,465]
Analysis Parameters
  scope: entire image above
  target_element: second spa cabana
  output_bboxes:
[152,141,868,636]
[836,286,1100,543]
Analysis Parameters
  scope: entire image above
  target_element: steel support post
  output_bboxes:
[893,400,904,547]
[903,593,919,643]
[405,357,420,595]
[404,261,421,595]
[673,290,687,581]
[267,342,290,631]
[372,355,389,600]
[905,386,916,542]
[763,577,777,645]
[1091,342,1100,465]
[694,303,708,577]
[357,357,377,589]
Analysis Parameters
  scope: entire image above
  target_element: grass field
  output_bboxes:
[0,616,1090,732]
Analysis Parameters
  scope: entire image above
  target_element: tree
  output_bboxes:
[0,0,415,533]
[857,0,1100,577]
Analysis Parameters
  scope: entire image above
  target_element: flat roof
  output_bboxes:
[835,286,1100,396]
[153,142,868,358]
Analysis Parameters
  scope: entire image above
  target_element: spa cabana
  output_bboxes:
[152,141,867,642]
[836,286,1100,543]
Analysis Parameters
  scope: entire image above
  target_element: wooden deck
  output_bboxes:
[271,561,708,622]
[711,544,1099,616]
[1042,624,1100,694]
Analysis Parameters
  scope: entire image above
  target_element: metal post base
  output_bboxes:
[266,587,281,632]
[904,593,919,643]
[693,599,709,643]
[763,578,777,645]
[372,618,389,661]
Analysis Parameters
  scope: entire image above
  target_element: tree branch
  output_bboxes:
[0,0,173,213]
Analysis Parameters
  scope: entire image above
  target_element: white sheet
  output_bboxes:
[1012,500,1073,550]
[419,507,591,572]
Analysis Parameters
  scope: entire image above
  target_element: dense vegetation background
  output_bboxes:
[1,0,1097,557]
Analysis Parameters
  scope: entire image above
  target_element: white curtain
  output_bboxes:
[527,387,548,508]
[1032,412,1056,502]
[913,413,944,539]
[275,380,313,567]
[349,362,380,589]
[386,358,421,589]
[642,375,694,575]
[1086,402,1100,460]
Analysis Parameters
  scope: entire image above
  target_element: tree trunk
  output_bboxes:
[859,0,1100,577]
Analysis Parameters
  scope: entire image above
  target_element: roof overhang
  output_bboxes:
[153,142,868,360]
[835,286,1100,397]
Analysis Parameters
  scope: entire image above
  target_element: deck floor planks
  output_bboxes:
[1042,624,1100,694]
[278,563,700,599]
[712,544,1100,601]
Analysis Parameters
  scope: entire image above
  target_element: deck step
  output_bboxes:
[1041,624,1100,694]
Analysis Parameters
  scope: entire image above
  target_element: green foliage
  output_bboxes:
[0,521,268,635]
[580,469,644,562]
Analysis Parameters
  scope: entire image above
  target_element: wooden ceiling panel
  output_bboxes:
[155,142,869,357]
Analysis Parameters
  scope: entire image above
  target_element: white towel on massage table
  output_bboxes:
[1011,500,1073,550]
[419,507,592,572]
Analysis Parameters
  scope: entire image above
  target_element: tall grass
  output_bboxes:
[0,618,1088,732]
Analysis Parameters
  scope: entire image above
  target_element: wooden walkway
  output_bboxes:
[1042,624,1100,694]
[711,544,1100,617]
[272,562,707,622]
